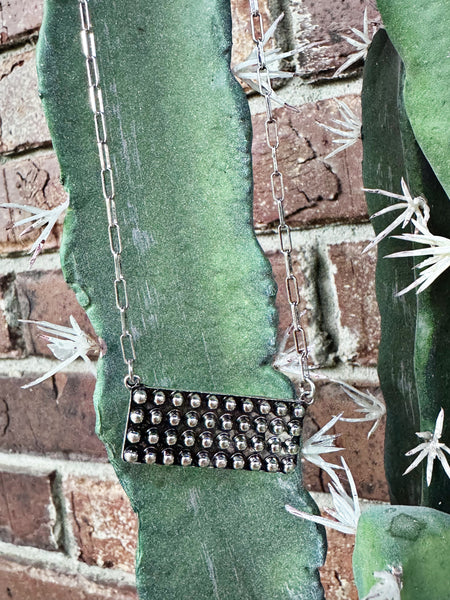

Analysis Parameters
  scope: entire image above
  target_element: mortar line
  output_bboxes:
[0,253,61,274]
[0,451,115,479]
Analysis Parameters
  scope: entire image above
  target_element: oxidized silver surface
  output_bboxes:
[122,386,305,473]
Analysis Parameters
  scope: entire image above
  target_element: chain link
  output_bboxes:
[79,0,139,387]
[247,2,315,403]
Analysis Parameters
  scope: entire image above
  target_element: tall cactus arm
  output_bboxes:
[362,29,450,511]
[36,1,325,599]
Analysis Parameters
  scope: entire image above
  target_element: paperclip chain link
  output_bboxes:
[79,0,139,388]
[247,1,315,403]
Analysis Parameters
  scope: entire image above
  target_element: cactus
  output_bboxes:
[36,1,325,599]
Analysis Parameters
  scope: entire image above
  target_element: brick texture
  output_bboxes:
[0,373,106,459]
[320,529,358,600]
[0,557,138,600]
[15,269,97,357]
[291,0,381,80]
[0,1,43,46]
[64,476,137,573]
[0,469,58,550]
[0,153,65,255]
[328,241,380,366]
[252,96,367,230]
[0,274,23,357]
[302,380,389,503]
[0,49,51,155]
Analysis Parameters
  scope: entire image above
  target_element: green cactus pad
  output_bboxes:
[362,29,450,511]
[376,0,450,200]
[353,505,450,600]
[36,1,325,598]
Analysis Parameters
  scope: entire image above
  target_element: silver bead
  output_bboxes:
[200,432,213,448]
[249,455,262,471]
[190,394,202,408]
[259,400,271,415]
[282,457,296,473]
[150,409,163,425]
[197,451,211,467]
[144,448,157,464]
[270,418,285,435]
[182,430,196,447]
[251,435,264,452]
[265,456,279,472]
[234,434,247,451]
[154,391,166,405]
[285,440,299,455]
[225,397,236,411]
[127,430,141,443]
[268,436,281,454]
[133,389,147,405]
[172,392,184,407]
[147,428,159,445]
[186,411,199,427]
[288,420,302,436]
[203,412,216,429]
[254,417,267,433]
[130,409,145,424]
[168,410,181,426]
[217,433,231,449]
[207,395,219,410]
[213,453,228,469]
[232,454,245,470]
[237,416,251,432]
[162,448,174,465]
[293,404,305,419]
[165,430,177,446]
[276,402,288,417]
[220,414,233,431]
[124,449,139,463]
[179,451,192,467]
[242,399,254,413]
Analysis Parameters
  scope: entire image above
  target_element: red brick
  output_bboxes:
[0,1,43,46]
[231,0,271,76]
[0,557,138,600]
[0,50,51,155]
[0,470,58,550]
[320,528,358,600]
[253,97,367,230]
[0,153,65,255]
[292,1,381,80]
[302,380,389,502]
[64,476,137,573]
[328,241,380,366]
[0,373,106,459]
[15,269,97,357]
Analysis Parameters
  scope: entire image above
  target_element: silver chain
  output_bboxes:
[79,0,139,388]
[247,1,315,403]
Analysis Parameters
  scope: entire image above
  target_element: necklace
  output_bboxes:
[79,0,314,474]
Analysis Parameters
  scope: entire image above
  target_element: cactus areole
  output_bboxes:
[36,1,325,599]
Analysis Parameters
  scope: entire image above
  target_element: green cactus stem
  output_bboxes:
[362,29,450,510]
[36,1,325,599]
[353,504,450,600]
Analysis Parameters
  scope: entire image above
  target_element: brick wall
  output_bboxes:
[0,2,387,599]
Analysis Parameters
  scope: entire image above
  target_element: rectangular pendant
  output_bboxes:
[122,386,304,473]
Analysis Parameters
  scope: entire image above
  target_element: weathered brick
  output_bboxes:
[15,269,97,357]
[0,49,51,155]
[253,97,367,230]
[320,528,358,600]
[0,1,43,46]
[64,476,137,573]
[0,274,23,357]
[291,0,381,80]
[302,380,389,502]
[0,373,106,459]
[0,469,58,550]
[0,153,65,255]
[328,241,380,366]
[0,557,138,600]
